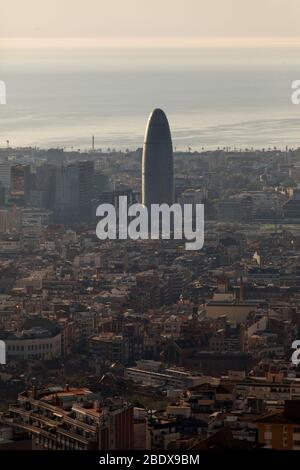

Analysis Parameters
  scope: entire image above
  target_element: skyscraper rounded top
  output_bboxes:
[144,108,172,145]
[142,108,174,206]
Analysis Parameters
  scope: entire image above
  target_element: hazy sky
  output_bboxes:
[1,0,300,42]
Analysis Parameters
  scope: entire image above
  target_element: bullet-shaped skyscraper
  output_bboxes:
[142,109,174,207]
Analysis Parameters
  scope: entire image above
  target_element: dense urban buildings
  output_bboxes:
[2,138,300,450]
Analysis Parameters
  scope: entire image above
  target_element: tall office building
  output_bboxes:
[54,164,79,224]
[35,163,56,209]
[0,159,12,190]
[10,164,31,203]
[78,160,94,220]
[142,108,174,207]
[54,161,95,224]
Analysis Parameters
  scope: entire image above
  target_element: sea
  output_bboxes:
[1,45,300,151]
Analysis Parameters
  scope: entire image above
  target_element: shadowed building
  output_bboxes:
[2,387,134,450]
[142,109,174,207]
[10,164,31,204]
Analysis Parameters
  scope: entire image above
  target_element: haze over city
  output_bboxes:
[1,0,300,41]
[1,0,300,150]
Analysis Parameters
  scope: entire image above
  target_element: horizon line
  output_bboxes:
[3,36,300,49]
